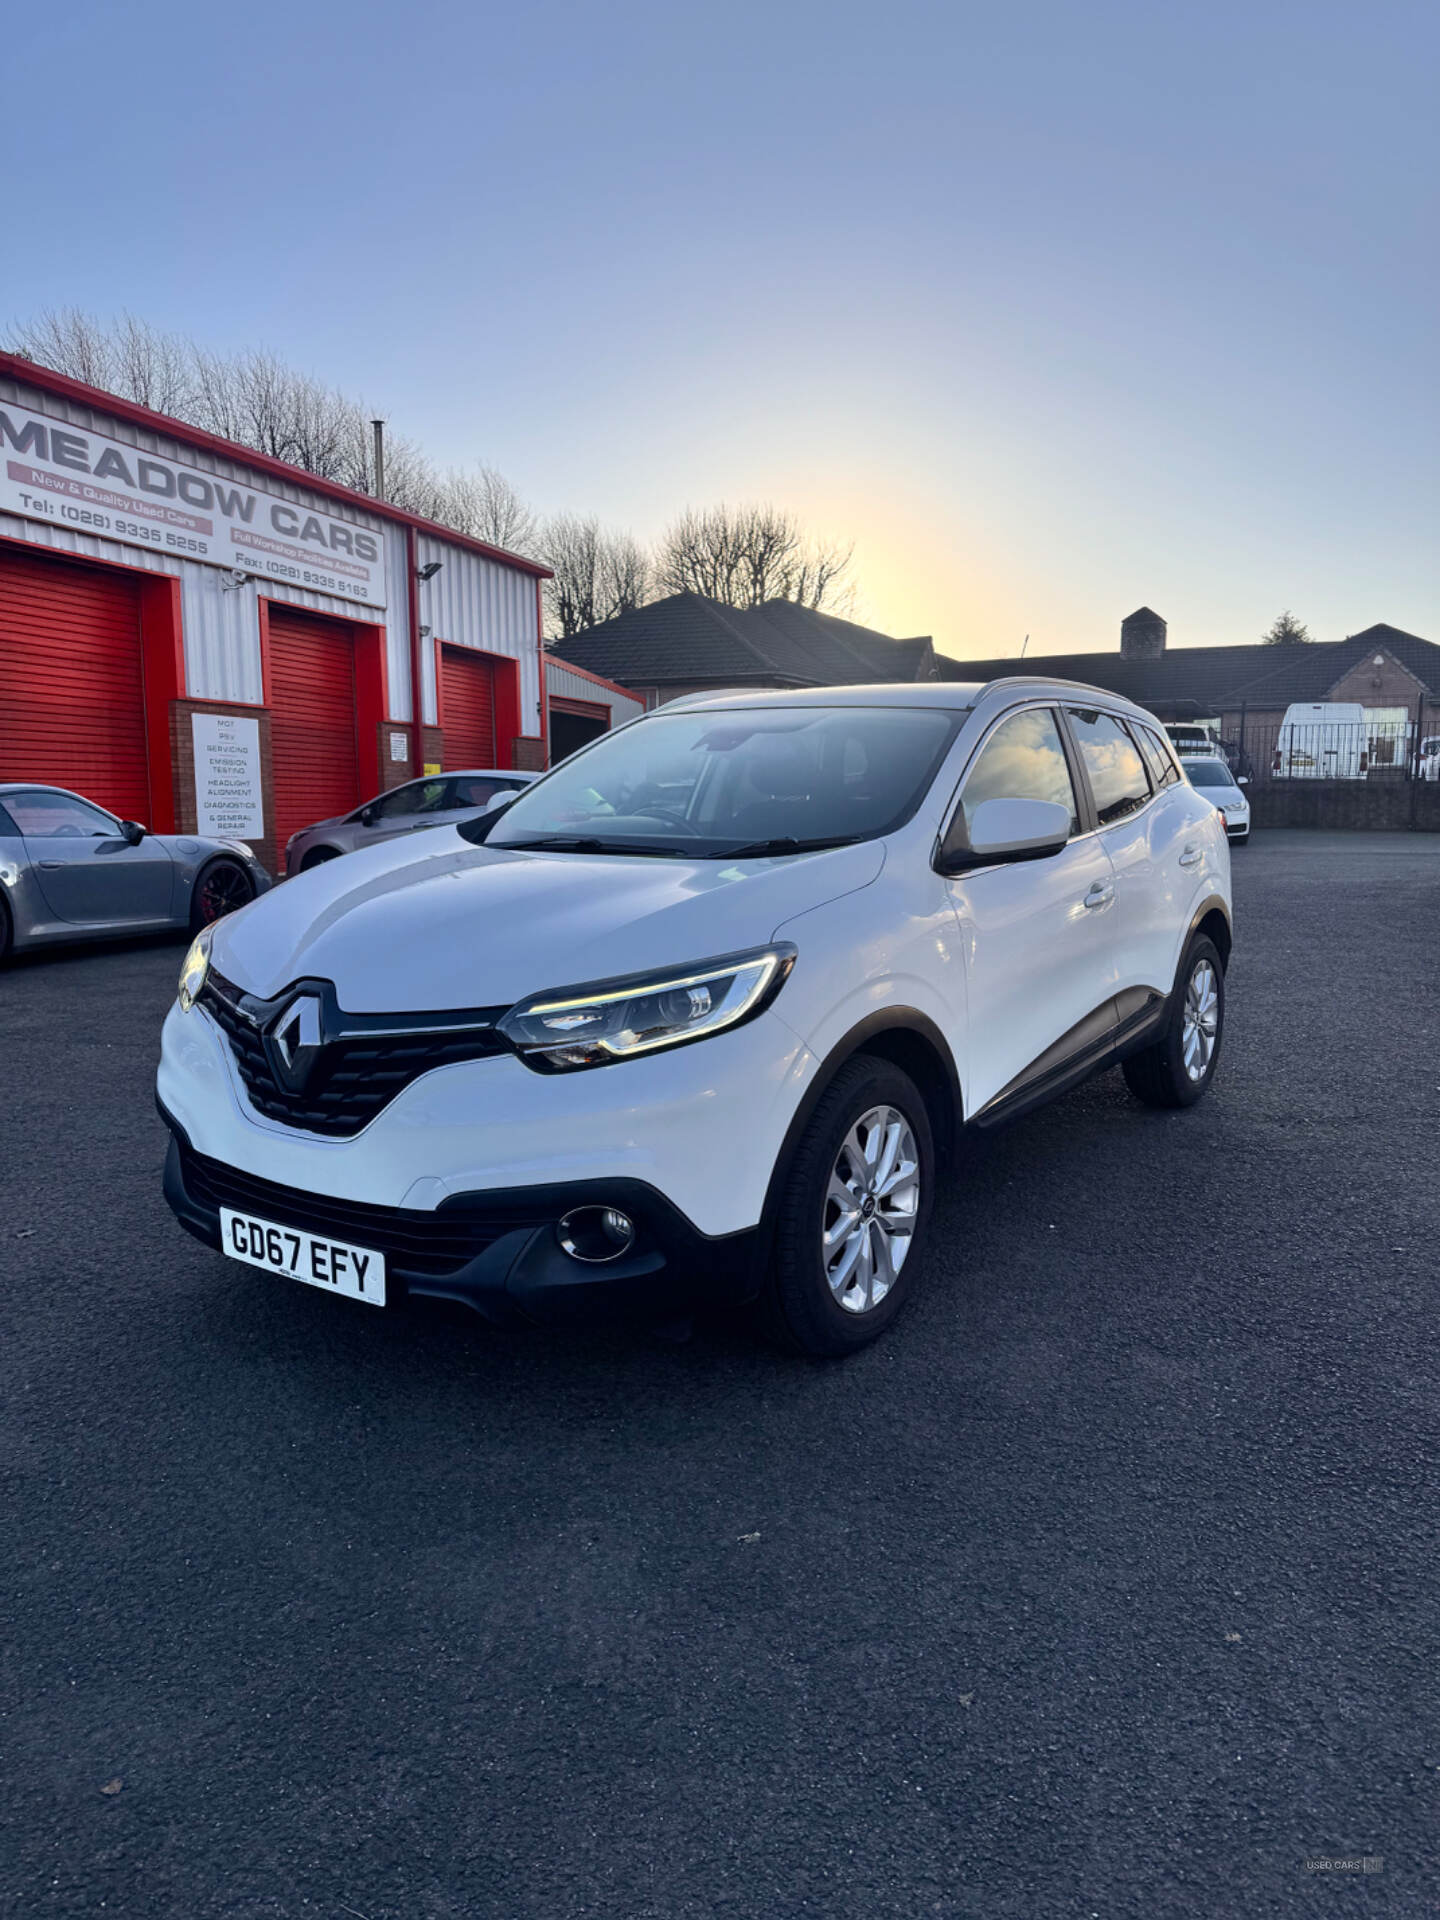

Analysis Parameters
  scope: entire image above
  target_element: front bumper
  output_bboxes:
[160,1118,765,1327]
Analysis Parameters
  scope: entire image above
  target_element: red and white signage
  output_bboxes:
[0,402,387,608]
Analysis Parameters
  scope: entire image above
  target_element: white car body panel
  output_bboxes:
[158,679,1233,1265]
[947,835,1118,1114]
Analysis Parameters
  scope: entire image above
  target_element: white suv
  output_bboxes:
[158,680,1232,1355]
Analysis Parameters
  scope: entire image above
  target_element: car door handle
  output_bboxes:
[1083,881,1114,909]
[39,860,64,870]
[1178,844,1202,867]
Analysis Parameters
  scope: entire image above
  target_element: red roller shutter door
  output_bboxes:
[0,547,150,821]
[267,607,361,849]
[440,646,496,767]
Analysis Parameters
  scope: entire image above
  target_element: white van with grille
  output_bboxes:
[1273,703,1368,780]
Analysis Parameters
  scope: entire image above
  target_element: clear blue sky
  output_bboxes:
[5,0,1436,657]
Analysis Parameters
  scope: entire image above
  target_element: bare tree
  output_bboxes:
[3,307,536,553]
[1261,610,1315,645]
[655,502,853,611]
[541,515,652,640]
[428,466,537,553]
[9,307,197,417]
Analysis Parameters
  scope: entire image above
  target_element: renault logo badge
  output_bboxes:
[268,993,324,1089]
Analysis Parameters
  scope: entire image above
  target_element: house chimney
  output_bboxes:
[1120,607,1166,659]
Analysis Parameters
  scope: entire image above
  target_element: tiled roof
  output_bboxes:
[554,593,935,688]
[934,624,1440,710]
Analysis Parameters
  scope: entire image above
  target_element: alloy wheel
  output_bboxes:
[196,860,254,925]
[822,1105,920,1314]
[1182,958,1219,1081]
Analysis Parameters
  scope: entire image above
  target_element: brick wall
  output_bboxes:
[511,736,547,771]
[376,724,415,791]
[1325,646,1428,709]
[1250,780,1440,831]
[170,700,278,877]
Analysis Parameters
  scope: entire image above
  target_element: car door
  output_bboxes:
[10,788,176,926]
[1063,709,1203,1010]
[941,704,1121,1118]
[350,779,444,847]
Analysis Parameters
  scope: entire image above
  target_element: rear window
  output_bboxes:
[1184,758,1235,789]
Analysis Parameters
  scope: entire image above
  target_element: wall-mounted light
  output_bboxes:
[416,561,443,581]
[221,568,253,591]
[419,624,432,639]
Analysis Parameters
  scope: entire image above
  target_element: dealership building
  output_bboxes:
[0,352,554,873]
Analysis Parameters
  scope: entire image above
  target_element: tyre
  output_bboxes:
[1121,935,1224,1110]
[190,857,257,933]
[761,1056,935,1356]
[300,846,340,872]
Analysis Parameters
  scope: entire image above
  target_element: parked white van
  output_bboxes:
[1272,703,1368,780]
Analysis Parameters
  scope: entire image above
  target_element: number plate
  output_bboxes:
[219,1208,386,1307]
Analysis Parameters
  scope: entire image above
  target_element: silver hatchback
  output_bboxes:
[284,769,536,876]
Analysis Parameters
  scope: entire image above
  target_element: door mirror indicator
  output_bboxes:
[936,797,1071,875]
[119,820,147,846]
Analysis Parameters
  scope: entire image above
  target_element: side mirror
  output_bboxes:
[119,820,146,846]
[358,804,379,827]
[1237,775,1249,786]
[936,797,1071,875]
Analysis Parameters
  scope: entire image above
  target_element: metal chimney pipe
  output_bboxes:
[371,419,386,502]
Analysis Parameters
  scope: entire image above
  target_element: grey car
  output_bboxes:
[284,769,537,876]
[0,784,271,963]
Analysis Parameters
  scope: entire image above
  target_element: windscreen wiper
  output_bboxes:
[707,834,865,859]
[501,835,691,856]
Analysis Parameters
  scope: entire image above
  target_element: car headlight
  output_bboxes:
[177,929,212,1012]
[497,945,796,1071]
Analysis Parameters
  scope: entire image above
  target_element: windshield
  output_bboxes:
[486,706,963,856]
[1184,759,1235,788]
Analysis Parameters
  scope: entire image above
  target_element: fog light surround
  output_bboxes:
[557,1206,637,1264]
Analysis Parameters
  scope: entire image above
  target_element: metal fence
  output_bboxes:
[1181,714,1440,786]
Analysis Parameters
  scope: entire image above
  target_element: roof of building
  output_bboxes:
[934,625,1440,711]
[0,351,552,578]
[553,591,936,687]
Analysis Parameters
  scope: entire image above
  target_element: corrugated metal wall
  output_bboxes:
[415,533,540,731]
[547,658,645,725]
[2,375,534,734]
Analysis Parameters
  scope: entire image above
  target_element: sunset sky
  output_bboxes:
[5,0,1436,659]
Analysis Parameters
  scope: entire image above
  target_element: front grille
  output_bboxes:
[179,1143,550,1278]
[200,970,510,1138]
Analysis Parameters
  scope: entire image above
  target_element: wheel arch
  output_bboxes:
[1190,897,1232,971]
[758,1009,962,1258]
[189,851,258,930]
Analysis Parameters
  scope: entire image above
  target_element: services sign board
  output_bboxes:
[192,712,264,840]
[0,402,387,609]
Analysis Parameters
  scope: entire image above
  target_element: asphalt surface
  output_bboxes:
[2,829,1436,1919]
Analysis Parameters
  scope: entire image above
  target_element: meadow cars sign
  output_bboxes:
[0,403,387,608]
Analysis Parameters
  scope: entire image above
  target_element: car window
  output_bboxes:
[1067,710,1153,826]
[368,780,448,821]
[487,706,962,854]
[0,801,18,837]
[8,790,119,838]
[448,777,503,808]
[1183,759,1236,789]
[1136,724,1181,789]
[959,707,1079,838]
